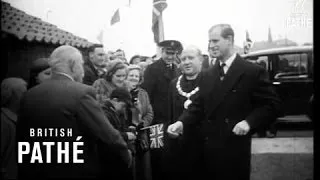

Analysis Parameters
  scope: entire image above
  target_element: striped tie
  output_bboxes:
[218,62,226,80]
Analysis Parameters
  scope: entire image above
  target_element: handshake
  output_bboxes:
[166,121,184,138]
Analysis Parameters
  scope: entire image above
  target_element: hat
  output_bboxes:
[110,87,133,107]
[158,40,183,54]
[30,58,50,72]
[128,64,142,71]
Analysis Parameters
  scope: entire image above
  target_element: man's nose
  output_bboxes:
[209,41,216,48]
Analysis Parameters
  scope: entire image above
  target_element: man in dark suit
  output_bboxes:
[83,44,107,85]
[141,40,183,180]
[167,24,282,180]
[17,45,132,179]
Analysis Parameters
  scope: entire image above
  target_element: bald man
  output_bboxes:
[164,45,204,180]
[17,45,132,178]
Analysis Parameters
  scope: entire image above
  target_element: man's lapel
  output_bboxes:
[208,55,244,114]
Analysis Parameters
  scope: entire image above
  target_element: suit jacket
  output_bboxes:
[178,54,282,180]
[141,59,180,125]
[17,74,131,179]
[83,60,100,85]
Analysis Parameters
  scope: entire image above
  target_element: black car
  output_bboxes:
[242,46,313,121]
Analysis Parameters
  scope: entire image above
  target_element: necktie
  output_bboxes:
[211,58,216,66]
[218,62,226,80]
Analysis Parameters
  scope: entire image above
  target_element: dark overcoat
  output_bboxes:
[141,59,180,125]
[16,74,131,179]
[178,54,282,180]
[140,59,180,180]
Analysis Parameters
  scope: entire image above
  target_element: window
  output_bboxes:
[274,53,308,79]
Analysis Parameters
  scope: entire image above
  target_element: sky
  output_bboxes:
[3,0,313,60]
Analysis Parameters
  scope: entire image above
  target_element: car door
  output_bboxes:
[270,52,313,116]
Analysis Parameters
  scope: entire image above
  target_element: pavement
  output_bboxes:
[251,128,313,180]
[252,137,313,154]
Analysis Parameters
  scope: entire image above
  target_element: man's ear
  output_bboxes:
[227,35,233,45]
[89,51,94,59]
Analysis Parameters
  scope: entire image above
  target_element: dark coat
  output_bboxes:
[101,101,134,180]
[141,59,181,125]
[140,59,181,180]
[178,54,282,180]
[163,74,203,180]
[16,74,131,179]
[1,108,18,180]
[83,60,100,85]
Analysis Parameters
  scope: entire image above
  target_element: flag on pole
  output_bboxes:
[246,30,252,43]
[110,9,120,25]
[244,30,253,54]
[96,29,104,44]
[152,0,167,44]
[148,123,164,149]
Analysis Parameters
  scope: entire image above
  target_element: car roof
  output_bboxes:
[242,46,313,58]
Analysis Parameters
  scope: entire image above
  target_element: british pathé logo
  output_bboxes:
[285,0,312,28]
[18,128,84,163]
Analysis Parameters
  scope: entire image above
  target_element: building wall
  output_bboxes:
[2,33,89,83]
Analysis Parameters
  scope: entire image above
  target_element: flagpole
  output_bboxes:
[158,13,164,42]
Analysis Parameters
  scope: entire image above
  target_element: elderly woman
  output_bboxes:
[126,64,153,180]
[28,58,51,89]
[93,59,128,104]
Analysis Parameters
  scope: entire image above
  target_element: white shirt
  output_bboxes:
[220,53,237,74]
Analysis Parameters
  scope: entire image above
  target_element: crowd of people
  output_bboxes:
[1,23,282,180]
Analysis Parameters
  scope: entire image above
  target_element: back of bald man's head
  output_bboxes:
[49,45,83,73]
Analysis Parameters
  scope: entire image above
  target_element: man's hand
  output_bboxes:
[232,120,250,135]
[167,121,183,138]
[127,132,137,140]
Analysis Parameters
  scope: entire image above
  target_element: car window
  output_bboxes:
[274,53,308,79]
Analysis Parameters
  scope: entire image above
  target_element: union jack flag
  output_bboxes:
[149,123,164,149]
